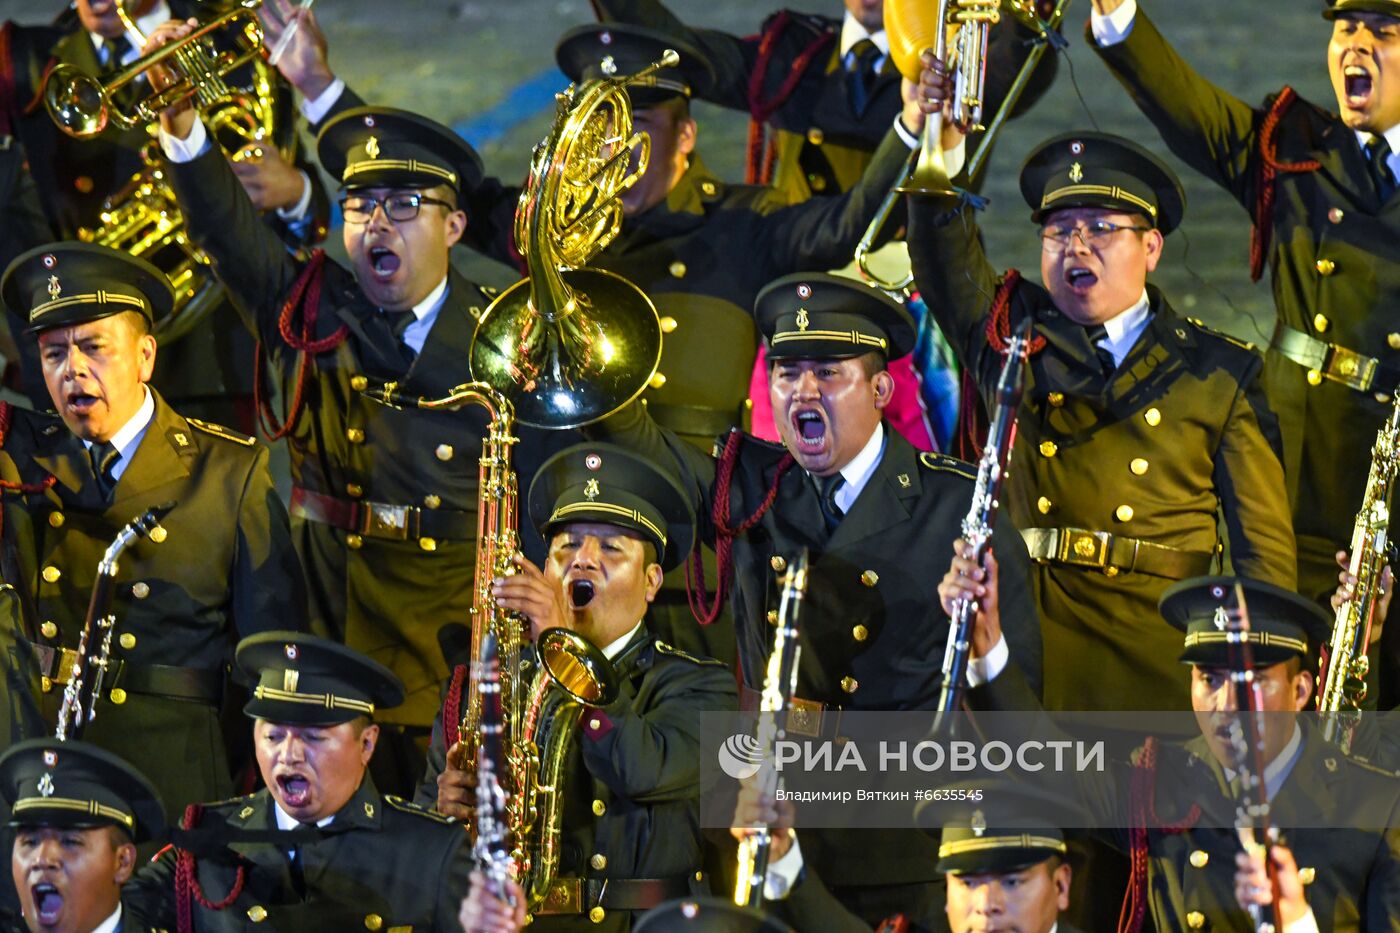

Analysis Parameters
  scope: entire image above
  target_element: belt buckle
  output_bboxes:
[536,878,583,915]
[1323,344,1378,392]
[785,697,824,738]
[1056,529,1110,570]
[51,648,81,686]
[361,502,412,540]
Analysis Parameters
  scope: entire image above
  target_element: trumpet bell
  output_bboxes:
[884,0,949,81]
[45,64,110,139]
[470,268,662,429]
[537,627,619,708]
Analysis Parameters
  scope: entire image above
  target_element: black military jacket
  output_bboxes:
[0,392,304,817]
[166,142,577,727]
[908,198,1297,714]
[129,778,470,932]
[420,628,736,932]
[1094,11,1400,600]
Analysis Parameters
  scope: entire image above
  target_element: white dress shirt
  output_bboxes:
[389,275,449,356]
[83,385,154,484]
[600,622,644,662]
[809,422,885,515]
[90,904,122,933]
[1096,289,1152,368]
[88,2,171,65]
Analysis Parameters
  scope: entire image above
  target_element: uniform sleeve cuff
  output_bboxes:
[892,115,966,178]
[1284,909,1319,933]
[276,171,315,221]
[764,834,803,901]
[1091,0,1138,46]
[301,77,346,126]
[159,118,211,163]
[966,634,1008,687]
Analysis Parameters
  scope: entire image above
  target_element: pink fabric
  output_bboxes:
[746,347,934,451]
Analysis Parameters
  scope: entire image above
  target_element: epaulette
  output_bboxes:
[479,284,500,300]
[185,417,257,447]
[738,431,787,454]
[201,792,260,820]
[1185,317,1256,352]
[383,794,454,824]
[920,451,976,480]
[759,8,836,40]
[1342,755,1400,778]
[654,640,728,667]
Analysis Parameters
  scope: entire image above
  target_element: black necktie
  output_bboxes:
[846,39,881,118]
[88,441,119,500]
[100,35,132,70]
[1086,324,1116,378]
[817,473,845,532]
[367,309,418,369]
[1367,135,1396,202]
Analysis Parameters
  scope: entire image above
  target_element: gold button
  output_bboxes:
[592,799,606,816]
[701,181,716,196]
[840,676,859,694]
[47,511,63,528]
[1186,911,1204,929]
[1130,458,1149,476]
[350,375,368,391]
[1046,391,1065,407]
[1316,258,1336,276]
[364,915,383,931]
[420,537,438,552]
[588,718,601,730]
[767,610,778,625]
[1299,866,1316,885]
[770,555,787,573]
[345,483,363,498]
[1037,496,1052,514]
[807,127,824,145]
[1144,407,1161,426]
[119,633,136,650]
[109,688,127,705]
[589,907,606,924]
[807,173,827,192]
[132,582,150,599]
[860,570,879,587]
[649,372,667,389]
[1039,440,1058,458]
[668,261,687,279]
[40,621,56,639]
[149,526,167,544]
[346,428,365,444]
[852,624,869,642]
[1379,393,1393,404]
[41,566,60,584]
[40,676,51,694]
[435,444,454,462]
[424,494,441,509]
[1115,505,1134,522]
[1189,849,1208,868]
[248,905,268,923]
[590,853,607,870]
[346,533,364,549]
[1314,313,1330,333]
[1307,368,1324,386]
[1329,207,1345,224]
[660,316,678,333]
[1390,333,1400,350]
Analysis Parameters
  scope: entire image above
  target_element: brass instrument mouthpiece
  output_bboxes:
[570,579,595,608]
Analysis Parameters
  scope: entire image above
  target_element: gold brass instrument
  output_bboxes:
[468,52,669,428]
[855,0,1071,295]
[1319,396,1400,753]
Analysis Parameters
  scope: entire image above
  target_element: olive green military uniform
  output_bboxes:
[0,392,304,819]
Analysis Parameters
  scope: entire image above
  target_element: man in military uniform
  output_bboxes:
[0,242,305,821]
[905,105,1297,714]
[421,442,738,931]
[147,19,576,790]
[945,564,1400,932]
[0,0,329,430]
[0,739,165,933]
[1087,0,1400,697]
[128,631,472,932]
[587,272,1042,931]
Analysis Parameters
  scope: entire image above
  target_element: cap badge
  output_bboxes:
[365,136,380,159]
[1213,606,1230,632]
[363,115,375,128]
[1069,140,1084,155]
[41,254,56,270]
[796,283,812,300]
[795,307,810,332]
[283,669,300,693]
[1069,162,1084,184]
[42,750,56,767]
[284,644,298,661]
[600,30,613,45]
[600,54,617,76]
[47,275,61,301]
[1211,584,1226,599]
[36,773,54,798]
[585,453,602,471]
[584,478,600,501]
[970,809,986,837]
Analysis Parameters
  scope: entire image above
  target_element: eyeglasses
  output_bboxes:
[339,192,453,224]
[1040,220,1152,251]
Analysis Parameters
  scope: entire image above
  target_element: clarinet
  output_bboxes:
[56,502,174,741]
[734,548,808,909]
[472,631,517,905]
[1221,582,1280,933]
[933,318,1033,730]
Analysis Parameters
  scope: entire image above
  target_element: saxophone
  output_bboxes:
[1319,396,1400,752]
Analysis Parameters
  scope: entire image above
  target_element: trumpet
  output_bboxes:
[45,0,266,139]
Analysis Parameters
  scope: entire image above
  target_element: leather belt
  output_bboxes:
[31,646,222,704]
[290,486,473,543]
[738,684,837,739]
[1021,527,1214,580]
[1270,322,1399,395]
[535,877,692,915]
[646,401,745,439]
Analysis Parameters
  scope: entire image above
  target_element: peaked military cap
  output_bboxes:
[0,739,165,843]
[529,442,695,572]
[1324,0,1400,19]
[1021,131,1187,234]
[2,242,175,334]
[755,272,916,361]
[633,897,794,933]
[923,781,1072,876]
[555,23,715,107]
[237,631,406,726]
[1160,576,1330,666]
[317,106,483,195]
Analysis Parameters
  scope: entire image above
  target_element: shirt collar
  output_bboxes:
[601,622,644,661]
[839,422,885,498]
[84,385,154,463]
[1099,289,1151,344]
[88,2,172,60]
[839,11,889,59]
[407,275,450,322]
[1223,723,1303,801]
[273,800,335,831]
[90,904,122,933]
[1358,125,1400,162]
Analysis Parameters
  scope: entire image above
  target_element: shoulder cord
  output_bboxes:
[1249,87,1321,282]
[174,803,246,933]
[956,269,1046,459]
[744,13,835,184]
[1117,737,1202,933]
